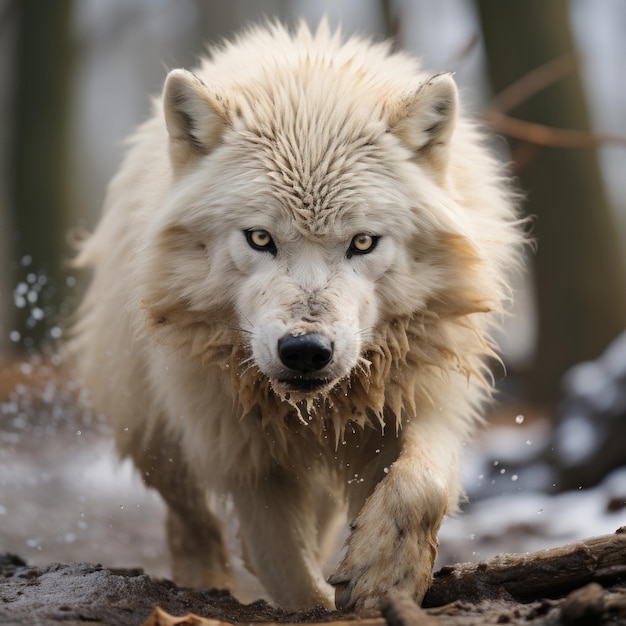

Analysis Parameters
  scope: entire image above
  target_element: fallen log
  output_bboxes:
[424,526,626,607]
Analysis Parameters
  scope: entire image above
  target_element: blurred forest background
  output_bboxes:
[0,0,625,581]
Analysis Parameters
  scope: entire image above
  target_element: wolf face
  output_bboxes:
[148,60,470,404]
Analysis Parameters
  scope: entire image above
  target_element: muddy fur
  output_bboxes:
[68,21,526,613]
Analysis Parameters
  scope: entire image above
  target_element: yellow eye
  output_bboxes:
[250,230,271,247]
[245,229,276,254]
[353,234,373,251]
[348,233,379,257]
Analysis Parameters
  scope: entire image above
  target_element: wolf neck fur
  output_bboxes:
[146,303,492,450]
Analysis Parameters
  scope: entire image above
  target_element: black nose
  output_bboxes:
[277,332,334,373]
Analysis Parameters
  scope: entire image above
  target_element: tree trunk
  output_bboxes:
[8,0,74,352]
[475,0,626,403]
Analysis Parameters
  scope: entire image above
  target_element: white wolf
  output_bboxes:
[69,22,524,613]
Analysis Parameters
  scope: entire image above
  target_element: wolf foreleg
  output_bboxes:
[329,414,464,613]
[232,467,336,610]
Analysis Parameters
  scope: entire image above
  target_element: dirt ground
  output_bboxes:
[2,532,626,625]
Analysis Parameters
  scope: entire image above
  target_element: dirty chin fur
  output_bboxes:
[217,309,493,450]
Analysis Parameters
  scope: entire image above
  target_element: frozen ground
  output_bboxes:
[438,417,626,566]
[0,360,625,603]
[0,422,168,576]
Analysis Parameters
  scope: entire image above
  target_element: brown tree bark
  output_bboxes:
[424,528,626,607]
[476,0,626,403]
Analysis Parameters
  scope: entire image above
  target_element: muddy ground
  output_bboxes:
[2,532,626,625]
[0,558,624,625]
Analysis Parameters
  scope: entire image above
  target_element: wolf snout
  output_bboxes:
[277,332,334,373]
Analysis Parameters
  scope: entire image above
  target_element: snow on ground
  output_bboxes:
[438,457,626,567]
[0,426,168,575]
[437,406,626,566]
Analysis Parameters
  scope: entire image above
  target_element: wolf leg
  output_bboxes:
[163,496,231,590]
[128,428,232,590]
[329,413,465,613]
[232,467,335,609]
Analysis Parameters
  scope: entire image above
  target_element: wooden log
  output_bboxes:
[424,527,626,607]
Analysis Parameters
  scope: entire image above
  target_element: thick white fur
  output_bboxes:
[69,22,524,613]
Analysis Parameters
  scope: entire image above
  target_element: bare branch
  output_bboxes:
[484,54,626,150]
[487,54,580,115]
[484,111,626,150]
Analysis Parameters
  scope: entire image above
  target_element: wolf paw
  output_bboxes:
[328,519,434,613]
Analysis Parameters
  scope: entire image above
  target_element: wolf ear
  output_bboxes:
[163,69,227,171]
[391,73,458,181]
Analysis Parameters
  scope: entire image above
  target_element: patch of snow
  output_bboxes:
[439,467,626,566]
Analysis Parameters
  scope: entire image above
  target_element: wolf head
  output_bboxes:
[142,24,517,422]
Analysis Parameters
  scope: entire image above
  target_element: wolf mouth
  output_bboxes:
[278,378,330,392]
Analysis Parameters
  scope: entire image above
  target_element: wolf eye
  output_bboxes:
[245,229,277,255]
[348,233,379,258]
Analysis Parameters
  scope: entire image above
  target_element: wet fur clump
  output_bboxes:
[68,21,526,613]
